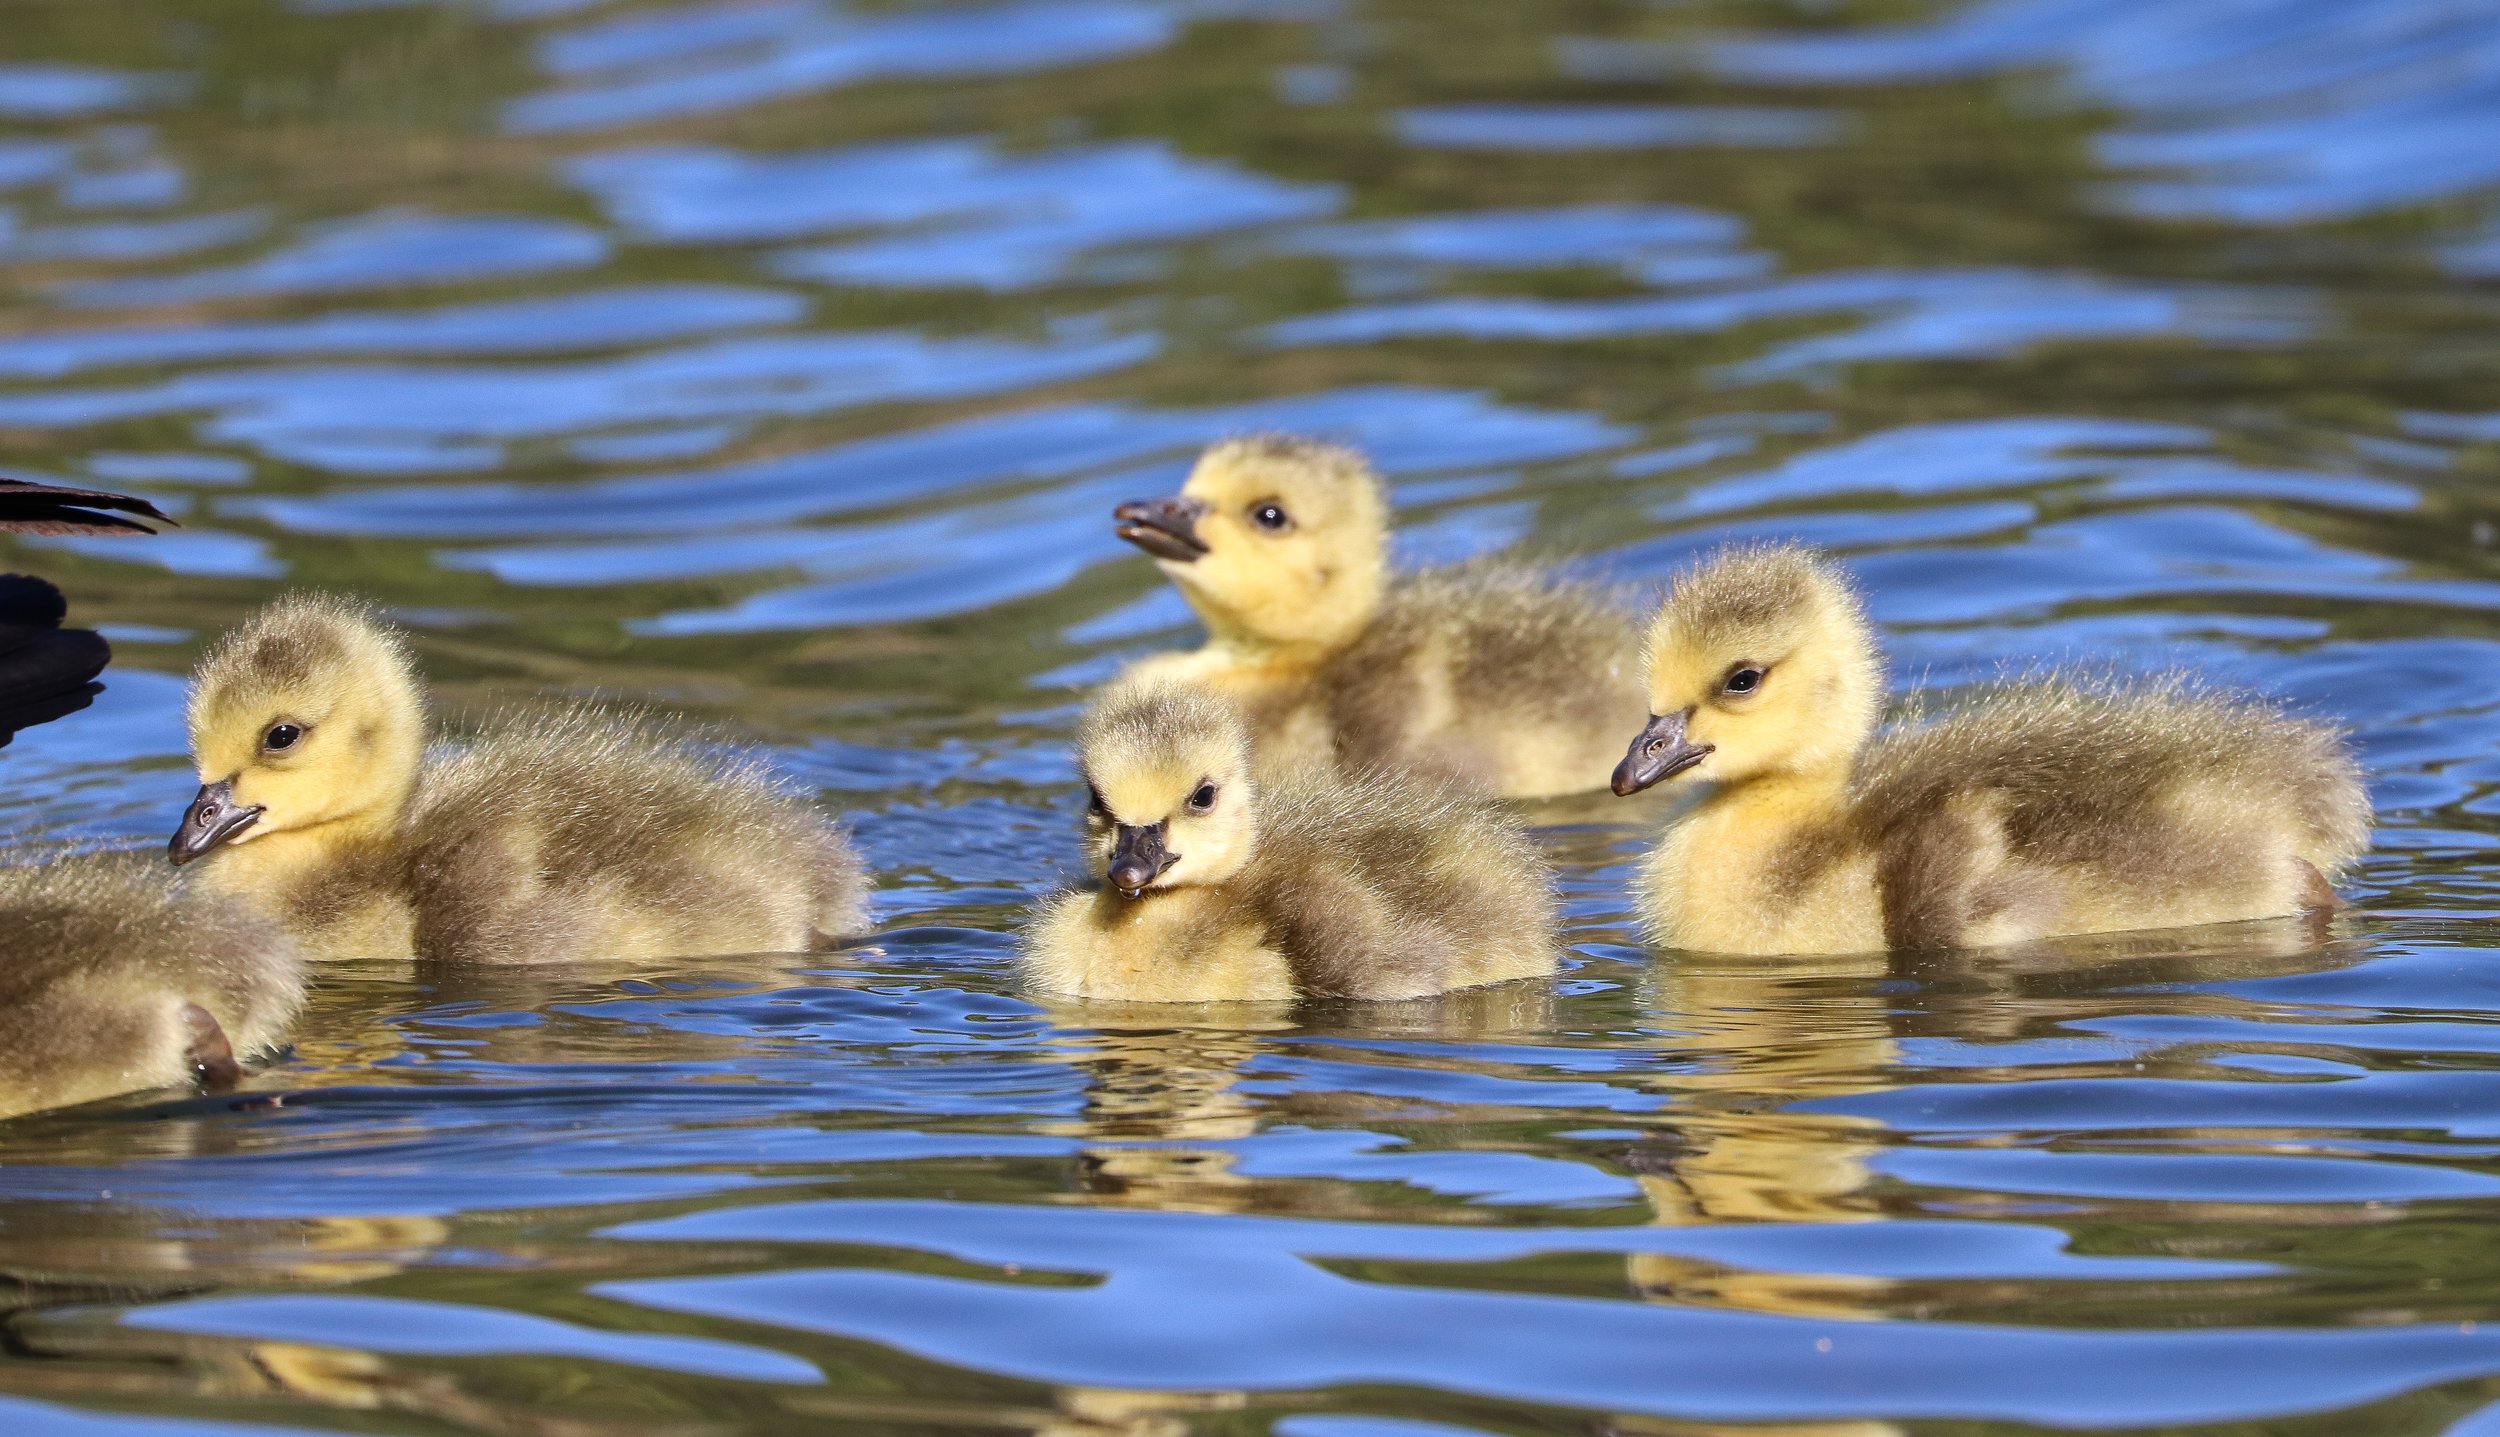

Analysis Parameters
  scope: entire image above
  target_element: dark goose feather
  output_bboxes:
[0,575,111,747]
[0,476,172,537]
[0,478,167,744]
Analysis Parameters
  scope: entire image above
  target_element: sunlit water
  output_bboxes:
[3,1,2500,1432]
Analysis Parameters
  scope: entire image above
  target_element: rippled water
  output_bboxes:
[4,0,2500,1432]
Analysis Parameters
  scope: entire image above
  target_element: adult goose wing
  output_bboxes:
[0,478,167,744]
[0,476,172,536]
[0,576,112,748]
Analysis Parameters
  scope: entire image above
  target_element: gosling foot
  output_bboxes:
[182,1004,243,1091]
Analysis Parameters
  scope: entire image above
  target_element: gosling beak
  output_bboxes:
[1611,710,1714,796]
[1107,821,1180,899]
[169,777,263,866]
[1113,496,1210,563]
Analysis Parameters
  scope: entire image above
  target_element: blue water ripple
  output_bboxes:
[124,1293,825,1383]
[510,0,1177,133]
[3,328,1154,475]
[256,385,1625,538]
[577,137,1340,290]
[56,210,612,306]
[1397,104,1846,151]
[0,284,806,379]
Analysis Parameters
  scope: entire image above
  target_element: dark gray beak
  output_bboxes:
[1107,820,1180,899]
[169,777,263,866]
[1611,710,1714,796]
[1113,496,1210,562]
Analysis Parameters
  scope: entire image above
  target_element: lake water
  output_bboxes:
[4,0,2500,1432]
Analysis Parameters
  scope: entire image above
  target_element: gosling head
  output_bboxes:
[1077,679,1257,900]
[172,594,426,866]
[1613,545,1881,796]
[1112,434,1389,653]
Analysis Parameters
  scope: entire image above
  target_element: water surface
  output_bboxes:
[4,1,2500,1433]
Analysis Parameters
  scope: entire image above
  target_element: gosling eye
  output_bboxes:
[1085,784,1110,818]
[1249,501,1290,532]
[262,722,305,753]
[1721,665,1768,698]
[1185,781,1218,814]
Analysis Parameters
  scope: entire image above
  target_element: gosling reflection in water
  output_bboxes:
[172,593,869,963]
[0,1203,488,1431]
[1037,1010,1297,1221]
[1624,948,1900,1323]
[780,1381,1247,1436]
[1030,980,1557,1225]
[1023,676,1558,1002]
[9,1319,710,1437]
[0,1201,445,1327]
[1892,908,2368,1046]
[1619,915,2373,1330]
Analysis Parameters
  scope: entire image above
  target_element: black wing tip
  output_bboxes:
[0,478,176,535]
[0,678,103,747]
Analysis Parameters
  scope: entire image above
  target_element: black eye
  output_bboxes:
[1186,782,1218,814]
[1085,784,1110,817]
[1722,666,1766,697]
[1250,502,1289,531]
[264,722,303,752]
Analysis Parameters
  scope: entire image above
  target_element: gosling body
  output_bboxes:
[0,856,302,1120]
[1024,678,1558,1002]
[173,595,869,963]
[1115,436,1644,798]
[1614,546,2369,955]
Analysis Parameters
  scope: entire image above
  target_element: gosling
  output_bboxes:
[1113,435,1645,799]
[1022,677,1558,1002]
[0,855,302,1120]
[170,594,870,962]
[1612,544,2370,955]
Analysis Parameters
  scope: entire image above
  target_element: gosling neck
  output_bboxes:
[196,801,402,905]
[1180,568,1385,668]
[1681,754,1855,852]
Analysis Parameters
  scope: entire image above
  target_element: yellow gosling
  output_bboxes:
[172,594,869,962]
[1023,678,1558,1001]
[1113,434,1644,798]
[0,855,302,1120]
[1613,544,2370,955]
